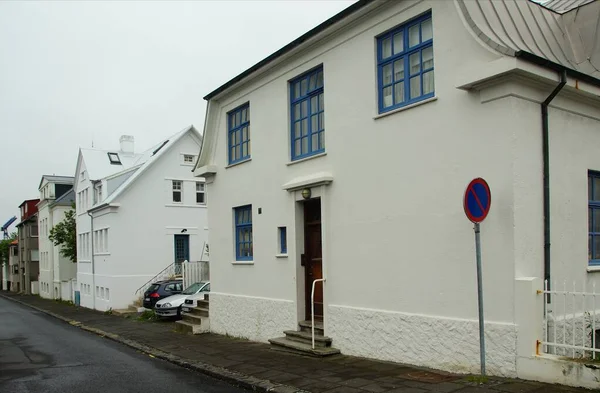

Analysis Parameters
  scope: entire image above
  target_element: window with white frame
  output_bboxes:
[30,224,38,237]
[172,180,182,203]
[94,228,109,254]
[183,154,195,164]
[196,182,206,204]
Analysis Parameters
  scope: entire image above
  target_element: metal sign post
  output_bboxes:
[464,178,491,376]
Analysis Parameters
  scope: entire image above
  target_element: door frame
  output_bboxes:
[291,184,330,332]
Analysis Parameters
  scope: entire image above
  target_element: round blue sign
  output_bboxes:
[464,178,491,223]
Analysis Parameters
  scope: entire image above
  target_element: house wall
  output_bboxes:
[76,158,95,308]
[52,204,77,296]
[200,0,600,377]
[38,200,53,299]
[8,245,19,291]
[82,132,206,311]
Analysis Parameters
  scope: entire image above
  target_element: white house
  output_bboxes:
[74,126,207,311]
[194,0,600,387]
[37,175,76,301]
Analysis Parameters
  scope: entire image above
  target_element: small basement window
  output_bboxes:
[278,226,287,254]
[108,152,121,165]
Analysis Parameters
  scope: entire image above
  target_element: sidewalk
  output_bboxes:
[1,292,592,393]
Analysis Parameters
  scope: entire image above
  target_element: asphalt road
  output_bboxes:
[0,296,249,393]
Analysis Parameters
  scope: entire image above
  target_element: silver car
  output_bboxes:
[154,282,209,318]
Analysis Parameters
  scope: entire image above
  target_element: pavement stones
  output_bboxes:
[1,292,598,393]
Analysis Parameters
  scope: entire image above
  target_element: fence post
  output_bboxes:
[515,277,544,358]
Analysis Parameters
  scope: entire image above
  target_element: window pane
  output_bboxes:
[409,52,420,75]
[422,46,434,69]
[302,137,308,154]
[382,37,392,58]
[394,59,404,80]
[393,31,404,54]
[589,176,593,200]
[309,74,317,90]
[394,82,405,104]
[382,64,392,85]
[319,131,325,150]
[241,108,247,123]
[594,177,600,200]
[294,122,301,138]
[197,193,205,204]
[409,24,420,47]
[294,103,301,120]
[310,96,318,113]
[230,147,235,161]
[383,86,393,107]
[422,18,433,41]
[247,141,251,156]
[318,112,324,131]
[410,76,421,99]
[173,191,181,202]
[317,71,323,88]
[242,127,248,142]
[242,143,248,157]
[301,119,308,135]
[235,145,241,159]
[593,208,600,232]
[312,134,318,152]
[423,70,435,95]
[294,82,301,99]
[235,111,241,126]
[301,100,308,117]
[295,140,301,157]
[594,236,600,259]
[590,207,594,232]
[300,78,308,96]
[318,93,324,111]
[311,115,318,133]
[590,236,593,260]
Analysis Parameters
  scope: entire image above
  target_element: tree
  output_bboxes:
[0,232,17,263]
[49,205,77,263]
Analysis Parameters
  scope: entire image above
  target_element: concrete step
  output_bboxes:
[182,313,208,325]
[268,337,340,357]
[174,320,209,335]
[185,308,208,318]
[298,320,324,336]
[196,299,209,309]
[283,330,332,348]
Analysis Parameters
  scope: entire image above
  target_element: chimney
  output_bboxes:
[119,135,134,154]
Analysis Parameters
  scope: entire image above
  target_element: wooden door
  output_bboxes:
[303,198,323,321]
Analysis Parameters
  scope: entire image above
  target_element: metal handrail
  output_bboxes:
[311,278,326,349]
[134,261,181,295]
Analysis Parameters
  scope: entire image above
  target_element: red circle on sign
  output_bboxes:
[463,178,491,223]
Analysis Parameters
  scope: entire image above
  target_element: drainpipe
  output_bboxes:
[87,211,96,310]
[542,70,567,293]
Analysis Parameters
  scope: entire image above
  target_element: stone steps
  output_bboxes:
[177,298,209,335]
[283,330,332,348]
[268,337,340,357]
[298,320,324,336]
[174,319,209,334]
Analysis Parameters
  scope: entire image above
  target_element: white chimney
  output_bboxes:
[119,135,134,154]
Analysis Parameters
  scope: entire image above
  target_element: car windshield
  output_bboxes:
[182,282,206,295]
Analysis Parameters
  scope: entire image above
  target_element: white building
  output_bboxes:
[37,175,76,301]
[194,0,600,386]
[75,127,206,311]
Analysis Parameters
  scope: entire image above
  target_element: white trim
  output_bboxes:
[164,177,199,181]
[225,158,252,169]
[373,97,438,120]
[282,171,334,191]
[286,152,326,166]
[232,261,254,265]
[586,266,600,273]
[164,204,207,208]
[275,254,288,259]
[93,252,111,256]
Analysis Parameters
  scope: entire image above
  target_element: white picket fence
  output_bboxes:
[541,280,600,360]
[182,260,209,289]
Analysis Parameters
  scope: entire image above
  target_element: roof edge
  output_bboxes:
[203,0,374,101]
[515,50,600,88]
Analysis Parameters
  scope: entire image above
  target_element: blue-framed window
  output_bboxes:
[228,103,250,164]
[589,172,600,266]
[290,66,324,160]
[377,12,434,113]
[278,226,287,254]
[234,205,253,261]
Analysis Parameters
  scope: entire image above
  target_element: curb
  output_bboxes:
[0,294,309,393]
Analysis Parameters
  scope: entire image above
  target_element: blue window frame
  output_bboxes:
[278,226,287,254]
[234,205,253,261]
[228,103,250,164]
[589,172,600,266]
[290,66,324,160]
[377,12,434,113]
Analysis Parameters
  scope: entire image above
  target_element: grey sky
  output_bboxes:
[0,0,354,228]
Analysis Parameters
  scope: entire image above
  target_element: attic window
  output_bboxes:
[108,152,121,165]
[184,155,195,163]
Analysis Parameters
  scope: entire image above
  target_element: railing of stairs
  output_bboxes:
[134,261,182,296]
[311,278,326,349]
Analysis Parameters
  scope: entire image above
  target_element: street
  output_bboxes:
[0,297,248,393]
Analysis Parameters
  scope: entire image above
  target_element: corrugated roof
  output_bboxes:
[457,0,600,80]
[90,126,201,210]
[542,0,596,13]
[80,148,144,181]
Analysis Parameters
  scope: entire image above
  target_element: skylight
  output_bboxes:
[107,152,121,165]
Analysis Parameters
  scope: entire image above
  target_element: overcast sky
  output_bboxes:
[0,0,354,228]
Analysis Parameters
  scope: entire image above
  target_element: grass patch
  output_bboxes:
[54,298,74,306]
[465,375,489,384]
[137,310,158,322]
[104,308,113,315]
